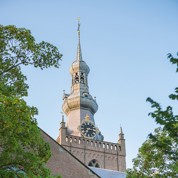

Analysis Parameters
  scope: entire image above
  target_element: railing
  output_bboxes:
[64,135,121,152]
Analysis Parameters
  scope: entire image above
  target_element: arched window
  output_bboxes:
[75,73,79,83]
[88,159,100,168]
[80,72,85,84]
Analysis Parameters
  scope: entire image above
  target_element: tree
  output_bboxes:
[0,25,62,177]
[127,53,178,178]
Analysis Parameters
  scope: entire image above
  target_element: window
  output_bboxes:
[80,73,85,83]
[75,73,79,83]
[88,159,100,168]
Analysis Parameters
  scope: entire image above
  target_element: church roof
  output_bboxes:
[40,128,101,178]
[90,167,126,178]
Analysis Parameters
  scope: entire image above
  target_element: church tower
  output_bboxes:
[57,20,126,172]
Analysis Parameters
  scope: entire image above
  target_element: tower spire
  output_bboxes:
[63,20,98,137]
[76,17,82,61]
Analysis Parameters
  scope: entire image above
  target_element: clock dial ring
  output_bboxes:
[80,121,96,138]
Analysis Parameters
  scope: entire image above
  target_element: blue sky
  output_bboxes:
[1,0,178,168]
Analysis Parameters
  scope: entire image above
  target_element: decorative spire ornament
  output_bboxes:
[76,17,82,61]
[77,17,80,38]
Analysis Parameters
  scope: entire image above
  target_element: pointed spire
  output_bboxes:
[62,114,64,122]
[60,112,65,128]
[76,17,82,61]
[119,126,124,140]
[120,126,123,134]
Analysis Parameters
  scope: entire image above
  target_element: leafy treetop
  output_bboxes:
[0,25,62,178]
[127,53,178,178]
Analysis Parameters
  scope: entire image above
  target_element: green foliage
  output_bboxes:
[0,25,62,178]
[127,53,178,178]
[0,25,62,97]
[0,25,62,70]
[0,93,51,177]
[127,127,178,177]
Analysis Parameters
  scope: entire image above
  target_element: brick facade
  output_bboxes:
[41,129,100,178]
[57,123,126,172]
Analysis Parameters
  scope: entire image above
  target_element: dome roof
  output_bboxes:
[62,93,98,116]
[70,60,90,75]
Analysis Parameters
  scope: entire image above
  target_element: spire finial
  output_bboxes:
[120,126,123,134]
[76,17,82,61]
[118,126,124,140]
[60,112,64,122]
[77,17,80,42]
[77,17,80,32]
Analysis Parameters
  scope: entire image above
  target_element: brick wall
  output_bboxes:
[41,130,100,178]
[59,134,126,172]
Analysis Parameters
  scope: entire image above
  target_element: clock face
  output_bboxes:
[80,122,96,138]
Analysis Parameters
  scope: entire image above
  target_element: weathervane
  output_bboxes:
[77,17,80,31]
[77,17,80,40]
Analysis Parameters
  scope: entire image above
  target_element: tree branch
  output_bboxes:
[0,62,22,76]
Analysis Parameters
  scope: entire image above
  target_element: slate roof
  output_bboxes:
[90,167,126,178]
